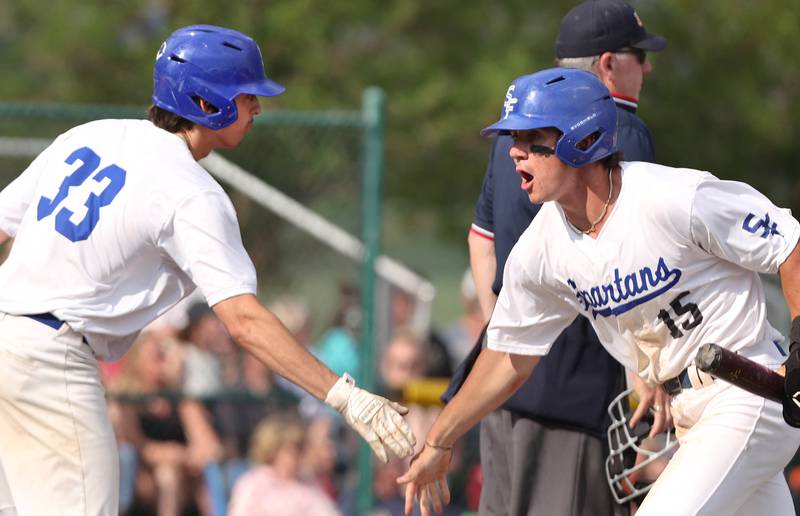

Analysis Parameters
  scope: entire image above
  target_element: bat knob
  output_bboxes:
[695,343,722,373]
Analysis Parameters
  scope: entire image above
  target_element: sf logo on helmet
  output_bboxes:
[503,85,518,120]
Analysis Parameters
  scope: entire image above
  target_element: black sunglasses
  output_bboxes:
[616,47,647,65]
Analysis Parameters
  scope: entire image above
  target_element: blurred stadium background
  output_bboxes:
[0,0,799,515]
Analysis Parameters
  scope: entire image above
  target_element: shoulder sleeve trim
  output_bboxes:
[470,224,494,241]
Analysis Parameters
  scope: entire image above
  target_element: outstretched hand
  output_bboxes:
[397,444,452,516]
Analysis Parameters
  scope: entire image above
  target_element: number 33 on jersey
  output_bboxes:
[37,146,126,242]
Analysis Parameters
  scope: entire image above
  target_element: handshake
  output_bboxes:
[325,373,417,462]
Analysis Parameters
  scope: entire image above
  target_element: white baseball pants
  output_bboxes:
[637,340,800,515]
[0,313,118,515]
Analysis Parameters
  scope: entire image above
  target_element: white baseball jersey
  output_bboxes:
[488,161,800,384]
[0,119,257,360]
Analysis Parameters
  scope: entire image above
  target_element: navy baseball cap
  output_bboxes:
[555,0,667,58]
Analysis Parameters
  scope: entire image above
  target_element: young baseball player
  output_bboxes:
[398,67,800,516]
[0,25,415,515]
[450,2,668,514]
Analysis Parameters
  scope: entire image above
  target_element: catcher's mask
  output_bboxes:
[605,387,678,505]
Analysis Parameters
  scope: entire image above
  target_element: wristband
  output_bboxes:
[325,373,355,410]
[425,440,453,452]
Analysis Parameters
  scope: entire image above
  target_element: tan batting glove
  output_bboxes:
[325,373,417,463]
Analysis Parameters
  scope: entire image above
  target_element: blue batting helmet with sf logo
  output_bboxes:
[481,68,618,168]
[153,25,285,130]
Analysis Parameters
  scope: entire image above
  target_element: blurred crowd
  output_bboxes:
[95,268,800,516]
[101,270,484,516]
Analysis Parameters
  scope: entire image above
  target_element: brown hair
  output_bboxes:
[599,150,623,170]
[248,413,307,465]
[147,104,194,133]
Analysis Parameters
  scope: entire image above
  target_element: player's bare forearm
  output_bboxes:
[213,293,338,400]
[425,348,539,447]
[468,230,498,322]
[0,230,9,247]
[779,241,800,319]
[217,295,417,462]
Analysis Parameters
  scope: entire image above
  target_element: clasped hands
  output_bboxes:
[325,373,453,515]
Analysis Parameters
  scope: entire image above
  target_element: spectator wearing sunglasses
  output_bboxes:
[445,1,668,515]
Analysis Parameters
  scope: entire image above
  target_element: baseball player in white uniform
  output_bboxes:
[398,68,800,516]
[0,25,415,516]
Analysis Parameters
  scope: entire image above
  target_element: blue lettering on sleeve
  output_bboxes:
[742,213,781,238]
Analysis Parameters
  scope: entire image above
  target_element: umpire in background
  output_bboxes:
[443,1,667,514]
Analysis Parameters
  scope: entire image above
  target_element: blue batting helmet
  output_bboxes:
[153,25,285,130]
[481,68,617,167]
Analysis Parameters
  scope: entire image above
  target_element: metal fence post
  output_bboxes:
[356,86,385,516]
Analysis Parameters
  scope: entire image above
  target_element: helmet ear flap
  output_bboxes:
[187,82,238,127]
[556,124,614,167]
[158,74,238,130]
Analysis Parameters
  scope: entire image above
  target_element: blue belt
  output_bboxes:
[23,312,65,331]
[663,368,692,396]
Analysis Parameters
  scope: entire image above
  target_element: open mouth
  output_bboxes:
[518,170,534,190]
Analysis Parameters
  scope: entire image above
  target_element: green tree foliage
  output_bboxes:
[645,0,800,208]
[1,0,799,243]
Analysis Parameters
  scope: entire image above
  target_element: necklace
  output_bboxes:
[581,167,613,235]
